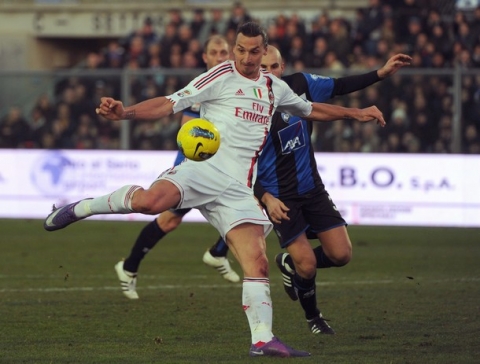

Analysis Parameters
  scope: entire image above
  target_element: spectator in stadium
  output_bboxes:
[198,8,227,44]
[226,1,253,32]
[471,6,480,40]
[32,94,56,123]
[388,105,410,140]
[310,12,330,42]
[401,131,421,153]
[182,50,200,68]
[280,18,302,56]
[190,8,206,36]
[177,24,194,54]
[471,43,480,66]
[391,0,426,44]
[124,36,148,68]
[456,46,473,68]
[327,18,351,65]
[305,36,328,68]
[463,124,480,153]
[455,21,476,51]
[167,45,183,69]
[44,22,386,358]
[289,13,307,39]
[404,17,424,52]
[122,17,159,53]
[101,41,125,69]
[322,118,352,152]
[360,121,381,152]
[186,38,203,67]
[0,106,30,148]
[72,114,98,149]
[324,50,346,70]
[167,8,184,28]
[378,16,396,49]
[284,35,305,66]
[357,0,384,55]
[28,106,49,148]
[145,42,163,69]
[159,23,180,67]
[49,102,75,149]
[410,111,435,152]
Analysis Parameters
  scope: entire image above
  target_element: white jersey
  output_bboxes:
[167,60,312,187]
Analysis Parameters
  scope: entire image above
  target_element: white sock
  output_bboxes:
[243,278,274,345]
[73,185,142,218]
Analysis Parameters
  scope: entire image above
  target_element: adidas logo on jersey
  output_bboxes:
[235,89,245,96]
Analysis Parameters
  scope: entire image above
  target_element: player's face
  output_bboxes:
[233,33,268,79]
[203,42,230,70]
[260,52,284,78]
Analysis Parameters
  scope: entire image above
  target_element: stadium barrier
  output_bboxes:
[1,149,478,227]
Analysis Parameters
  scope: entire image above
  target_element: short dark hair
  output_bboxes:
[236,22,268,48]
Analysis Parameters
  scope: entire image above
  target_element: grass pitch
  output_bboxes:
[1,219,479,363]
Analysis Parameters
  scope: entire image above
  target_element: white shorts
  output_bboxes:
[157,161,272,239]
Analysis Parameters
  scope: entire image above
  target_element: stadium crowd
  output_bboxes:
[1,0,479,154]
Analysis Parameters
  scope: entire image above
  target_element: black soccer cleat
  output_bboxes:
[307,314,336,335]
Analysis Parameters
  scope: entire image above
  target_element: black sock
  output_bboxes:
[313,245,337,269]
[293,273,320,320]
[209,236,229,257]
[123,219,166,273]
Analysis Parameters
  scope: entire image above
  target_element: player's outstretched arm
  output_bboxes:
[377,53,412,79]
[307,103,386,127]
[330,53,412,97]
[96,96,174,121]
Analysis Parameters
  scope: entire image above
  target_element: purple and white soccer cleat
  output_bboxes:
[249,337,311,358]
[43,200,86,231]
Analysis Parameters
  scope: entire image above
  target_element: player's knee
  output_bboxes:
[297,265,316,279]
[243,253,269,277]
[292,255,317,279]
[331,248,352,266]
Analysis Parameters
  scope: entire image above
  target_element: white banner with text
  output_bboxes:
[0,150,478,227]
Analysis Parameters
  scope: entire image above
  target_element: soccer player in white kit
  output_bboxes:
[44,22,385,357]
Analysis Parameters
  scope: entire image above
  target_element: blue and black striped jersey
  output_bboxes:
[255,70,380,199]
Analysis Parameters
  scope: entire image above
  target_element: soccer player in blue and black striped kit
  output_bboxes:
[117,43,410,335]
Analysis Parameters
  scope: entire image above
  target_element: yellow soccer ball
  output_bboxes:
[176,118,220,161]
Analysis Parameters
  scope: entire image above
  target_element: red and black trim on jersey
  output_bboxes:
[264,75,274,116]
[194,63,233,90]
[246,126,269,188]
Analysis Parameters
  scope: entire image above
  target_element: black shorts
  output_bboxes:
[266,188,346,249]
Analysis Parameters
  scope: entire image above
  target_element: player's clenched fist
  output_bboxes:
[95,97,125,120]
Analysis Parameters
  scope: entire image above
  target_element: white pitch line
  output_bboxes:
[1,277,479,293]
